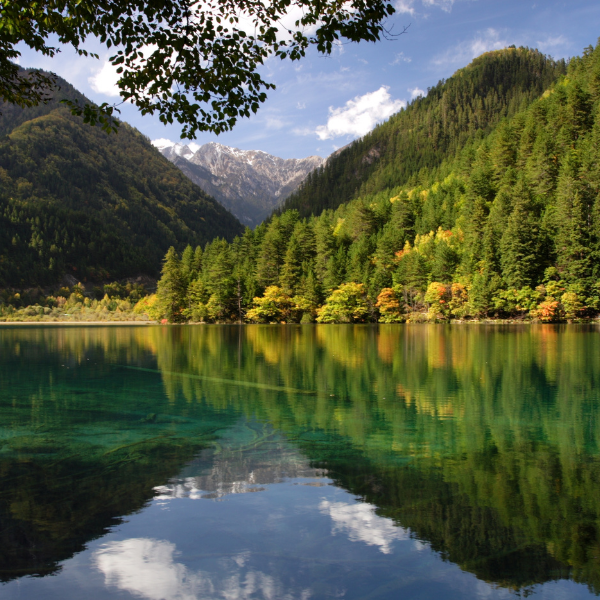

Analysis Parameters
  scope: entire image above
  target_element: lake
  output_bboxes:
[0,324,598,599]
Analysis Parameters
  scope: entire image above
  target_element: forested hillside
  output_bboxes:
[280,47,567,217]
[0,72,243,287]
[152,42,600,324]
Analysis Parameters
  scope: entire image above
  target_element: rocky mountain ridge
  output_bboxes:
[153,140,324,227]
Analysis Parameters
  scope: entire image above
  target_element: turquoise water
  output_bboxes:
[0,324,599,599]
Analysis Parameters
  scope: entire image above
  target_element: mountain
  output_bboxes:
[153,140,324,227]
[0,71,244,288]
[279,47,568,218]
[154,42,600,324]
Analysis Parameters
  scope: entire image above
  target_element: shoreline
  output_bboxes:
[0,319,598,326]
[0,320,155,326]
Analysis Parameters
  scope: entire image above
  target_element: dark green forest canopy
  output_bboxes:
[155,42,600,324]
[0,73,244,288]
[279,47,568,218]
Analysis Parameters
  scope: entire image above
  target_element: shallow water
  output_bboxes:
[0,324,599,599]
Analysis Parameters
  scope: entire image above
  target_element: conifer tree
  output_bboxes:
[192,246,203,275]
[203,239,235,321]
[324,245,347,293]
[180,245,195,287]
[500,180,541,288]
[255,214,298,288]
[314,214,336,286]
[554,157,592,283]
[157,247,186,322]
[151,41,600,324]
[280,221,316,295]
[431,238,459,283]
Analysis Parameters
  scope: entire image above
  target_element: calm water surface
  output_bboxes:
[0,324,599,599]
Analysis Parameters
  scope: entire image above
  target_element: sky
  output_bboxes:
[14,0,600,159]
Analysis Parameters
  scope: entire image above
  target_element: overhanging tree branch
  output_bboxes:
[0,0,403,136]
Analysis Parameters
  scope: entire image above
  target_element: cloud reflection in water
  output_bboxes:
[319,500,409,554]
[94,538,312,600]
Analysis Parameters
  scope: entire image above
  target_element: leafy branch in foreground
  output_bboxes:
[1,0,401,136]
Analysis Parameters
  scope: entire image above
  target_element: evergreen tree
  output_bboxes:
[157,247,186,322]
[431,238,459,283]
[151,40,600,324]
[554,157,592,283]
[280,221,315,295]
[500,180,541,288]
[192,245,203,275]
[180,245,195,287]
[324,245,347,293]
[203,239,236,321]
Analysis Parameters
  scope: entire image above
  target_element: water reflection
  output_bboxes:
[0,324,599,598]
[95,538,313,600]
[154,422,326,501]
[319,501,410,554]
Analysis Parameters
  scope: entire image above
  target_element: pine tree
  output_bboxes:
[255,215,296,288]
[324,245,347,293]
[203,239,236,321]
[431,238,459,283]
[500,180,541,289]
[192,245,203,275]
[554,157,592,283]
[157,247,186,322]
[180,245,195,287]
[280,221,316,295]
[314,214,336,286]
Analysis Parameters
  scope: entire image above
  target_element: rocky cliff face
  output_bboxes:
[153,140,324,227]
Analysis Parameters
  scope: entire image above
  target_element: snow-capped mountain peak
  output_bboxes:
[152,139,324,227]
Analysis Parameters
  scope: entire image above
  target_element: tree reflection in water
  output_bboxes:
[0,324,598,595]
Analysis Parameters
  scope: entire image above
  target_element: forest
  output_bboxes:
[279,46,567,217]
[147,42,600,324]
[0,71,243,288]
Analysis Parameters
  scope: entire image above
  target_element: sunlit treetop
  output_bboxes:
[0,0,400,136]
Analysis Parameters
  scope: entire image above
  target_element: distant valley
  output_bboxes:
[153,140,324,227]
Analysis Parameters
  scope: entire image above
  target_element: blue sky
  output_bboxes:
[14,0,600,159]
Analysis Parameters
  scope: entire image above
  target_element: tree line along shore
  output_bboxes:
[3,43,600,324]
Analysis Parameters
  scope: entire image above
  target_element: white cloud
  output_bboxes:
[265,116,287,130]
[296,102,306,109]
[152,138,176,150]
[391,52,412,65]
[395,0,456,15]
[536,35,568,52]
[292,126,315,136]
[432,28,510,67]
[320,500,410,554]
[94,538,312,600]
[315,86,406,140]
[423,0,455,12]
[89,59,121,97]
[410,87,426,99]
[395,0,416,15]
